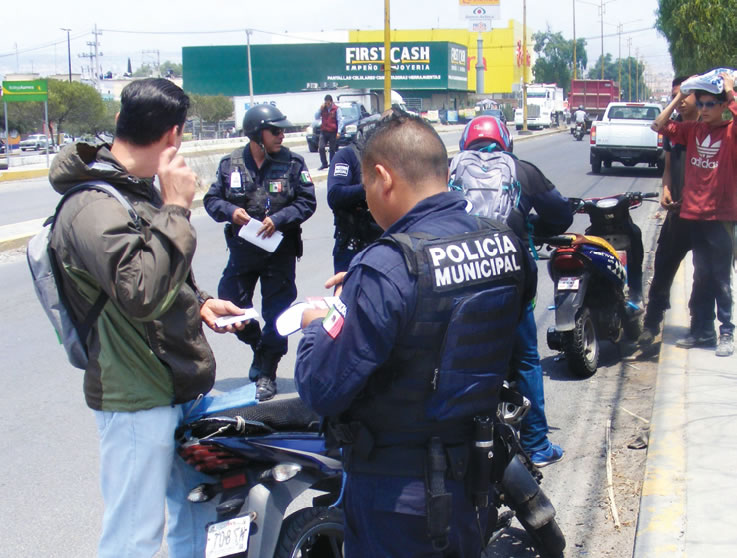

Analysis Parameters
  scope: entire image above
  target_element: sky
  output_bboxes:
[0,0,672,80]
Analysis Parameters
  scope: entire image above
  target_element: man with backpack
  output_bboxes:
[452,115,572,466]
[46,78,248,557]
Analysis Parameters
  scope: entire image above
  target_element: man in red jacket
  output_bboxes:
[652,72,737,356]
[316,94,344,170]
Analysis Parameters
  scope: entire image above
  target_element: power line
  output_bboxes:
[0,31,89,59]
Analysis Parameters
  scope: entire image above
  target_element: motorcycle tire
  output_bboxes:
[275,506,344,558]
[565,307,599,377]
[517,515,566,558]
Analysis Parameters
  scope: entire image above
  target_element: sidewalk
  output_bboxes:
[633,254,737,557]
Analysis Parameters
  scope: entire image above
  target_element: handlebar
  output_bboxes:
[567,191,659,213]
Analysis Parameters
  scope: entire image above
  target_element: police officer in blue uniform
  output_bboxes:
[294,111,536,557]
[205,105,316,401]
[327,143,383,273]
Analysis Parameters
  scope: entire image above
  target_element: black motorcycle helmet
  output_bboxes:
[242,104,292,141]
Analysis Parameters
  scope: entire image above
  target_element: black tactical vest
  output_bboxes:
[340,220,527,474]
[224,147,300,221]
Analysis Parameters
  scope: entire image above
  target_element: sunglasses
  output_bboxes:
[696,100,721,109]
[265,126,285,136]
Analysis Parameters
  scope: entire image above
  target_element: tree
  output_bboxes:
[189,94,234,138]
[132,64,154,78]
[161,61,183,78]
[656,0,737,75]
[48,79,106,140]
[587,54,617,81]
[532,30,588,92]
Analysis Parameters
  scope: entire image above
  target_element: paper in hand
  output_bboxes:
[238,219,283,252]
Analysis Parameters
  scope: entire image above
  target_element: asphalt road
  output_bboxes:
[0,131,663,556]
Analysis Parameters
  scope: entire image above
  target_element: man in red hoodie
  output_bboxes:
[652,72,737,357]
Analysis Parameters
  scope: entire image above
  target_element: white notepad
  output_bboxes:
[237,219,283,252]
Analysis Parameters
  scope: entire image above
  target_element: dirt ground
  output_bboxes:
[485,214,663,558]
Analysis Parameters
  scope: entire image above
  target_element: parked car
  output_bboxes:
[19,134,49,152]
[306,101,380,153]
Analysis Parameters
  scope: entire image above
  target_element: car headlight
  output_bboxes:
[345,124,357,134]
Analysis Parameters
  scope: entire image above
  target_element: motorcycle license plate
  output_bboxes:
[557,277,580,291]
[205,515,251,558]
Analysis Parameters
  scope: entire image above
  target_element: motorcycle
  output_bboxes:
[574,121,585,141]
[176,388,565,558]
[486,383,567,558]
[538,191,659,377]
[176,395,344,558]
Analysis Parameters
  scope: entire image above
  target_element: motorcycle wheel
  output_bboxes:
[517,515,566,558]
[565,307,599,377]
[275,506,344,558]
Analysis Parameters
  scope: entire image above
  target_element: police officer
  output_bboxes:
[458,115,571,466]
[205,105,316,401]
[327,141,383,273]
[295,111,536,557]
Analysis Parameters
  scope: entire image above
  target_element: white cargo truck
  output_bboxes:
[515,83,565,130]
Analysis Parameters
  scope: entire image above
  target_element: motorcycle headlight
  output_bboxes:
[345,124,358,134]
[271,463,302,482]
[595,198,618,209]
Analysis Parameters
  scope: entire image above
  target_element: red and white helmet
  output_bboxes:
[459,115,511,152]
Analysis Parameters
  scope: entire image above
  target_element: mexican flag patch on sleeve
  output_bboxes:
[322,304,345,339]
[300,170,312,184]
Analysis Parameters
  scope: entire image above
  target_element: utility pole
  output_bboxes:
[635,48,639,101]
[572,0,577,80]
[522,0,529,134]
[627,38,632,101]
[245,30,255,107]
[92,24,103,81]
[384,0,392,111]
[600,0,605,79]
[617,24,622,99]
[60,28,72,82]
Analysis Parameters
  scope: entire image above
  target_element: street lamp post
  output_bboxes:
[60,28,72,82]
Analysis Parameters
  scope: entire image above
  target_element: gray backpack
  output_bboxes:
[448,150,521,223]
[27,181,140,369]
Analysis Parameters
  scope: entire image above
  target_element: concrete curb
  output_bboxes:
[632,262,688,557]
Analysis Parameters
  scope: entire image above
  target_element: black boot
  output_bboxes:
[255,352,282,402]
[248,346,263,381]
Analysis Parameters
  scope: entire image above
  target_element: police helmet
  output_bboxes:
[460,115,511,152]
[578,105,584,110]
[242,104,292,139]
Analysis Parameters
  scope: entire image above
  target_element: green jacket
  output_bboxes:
[48,142,216,411]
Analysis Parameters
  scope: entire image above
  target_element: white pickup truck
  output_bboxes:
[589,102,664,174]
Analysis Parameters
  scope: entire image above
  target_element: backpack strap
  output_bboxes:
[50,181,142,342]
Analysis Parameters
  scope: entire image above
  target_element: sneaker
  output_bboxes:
[318,165,329,170]
[675,332,717,349]
[255,376,277,402]
[530,443,564,467]
[716,333,734,357]
[637,327,657,347]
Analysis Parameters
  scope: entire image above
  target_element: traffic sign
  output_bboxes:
[1,80,48,103]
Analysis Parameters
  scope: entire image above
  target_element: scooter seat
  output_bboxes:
[205,396,321,433]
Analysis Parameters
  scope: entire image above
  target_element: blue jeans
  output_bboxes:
[512,303,550,453]
[94,405,217,558]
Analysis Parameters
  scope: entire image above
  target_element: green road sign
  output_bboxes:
[2,80,48,103]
